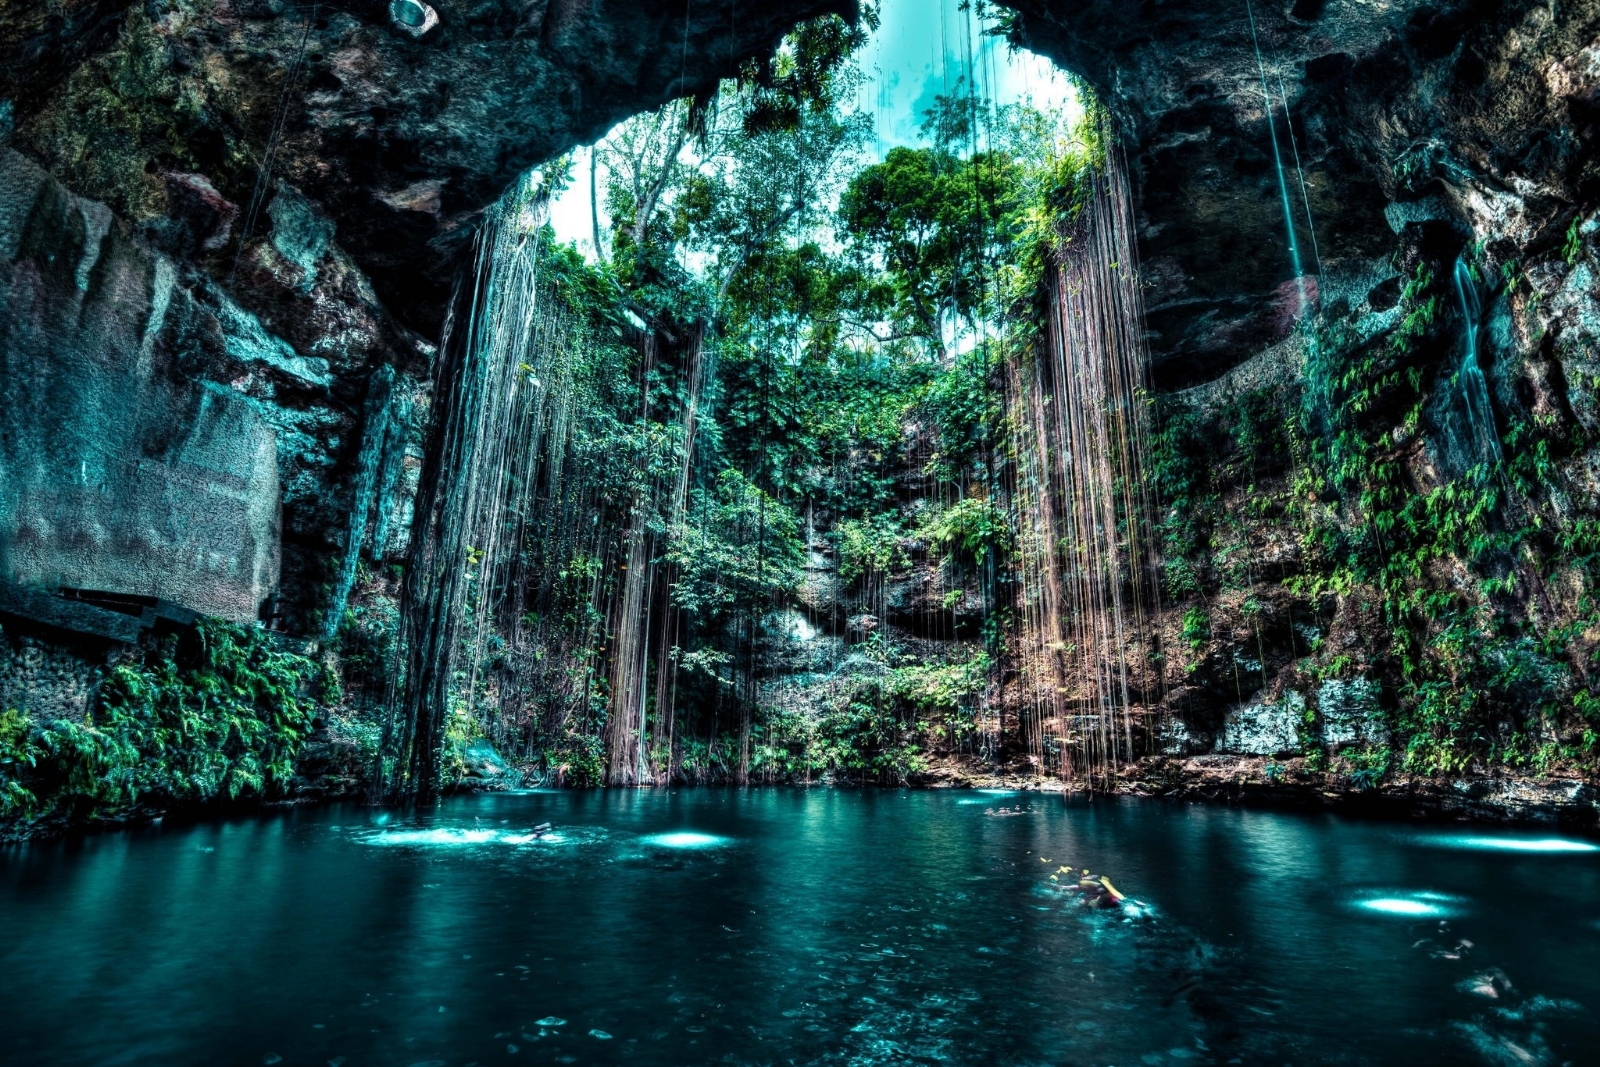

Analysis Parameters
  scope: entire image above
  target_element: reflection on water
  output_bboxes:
[1353,890,1468,918]
[1424,834,1600,854]
[1,791,1597,1066]
[638,831,728,849]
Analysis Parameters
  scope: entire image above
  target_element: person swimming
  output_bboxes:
[1075,869,1126,908]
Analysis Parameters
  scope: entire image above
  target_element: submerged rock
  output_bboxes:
[458,740,521,789]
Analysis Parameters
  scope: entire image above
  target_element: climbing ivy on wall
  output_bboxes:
[1150,247,1600,779]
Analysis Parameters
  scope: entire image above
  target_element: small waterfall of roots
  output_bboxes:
[1009,140,1162,787]
[1447,257,1503,479]
[382,171,714,797]
[382,174,585,800]
[602,329,712,786]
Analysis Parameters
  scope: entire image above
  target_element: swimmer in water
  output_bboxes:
[1076,869,1126,908]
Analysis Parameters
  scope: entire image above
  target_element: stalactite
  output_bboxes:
[1009,132,1161,787]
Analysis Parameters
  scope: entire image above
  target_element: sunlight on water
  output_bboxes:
[359,827,578,848]
[1426,835,1599,854]
[1354,890,1466,918]
[360,828,501,847]
[639,832,728,849]
[1361,898,1445,917]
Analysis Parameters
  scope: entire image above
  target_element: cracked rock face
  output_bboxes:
[0,0,849,630]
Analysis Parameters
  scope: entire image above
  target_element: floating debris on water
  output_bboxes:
[1458,968,1515,1000]
[985,805,1033,817]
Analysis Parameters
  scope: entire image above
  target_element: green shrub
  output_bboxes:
[3,622,321,826]
[918,496,1013,566]
[1181,608,1211,652]
[833,514,907,584]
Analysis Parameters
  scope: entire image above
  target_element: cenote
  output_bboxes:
[6,0,1600,1062]
[4,791,1599,1066]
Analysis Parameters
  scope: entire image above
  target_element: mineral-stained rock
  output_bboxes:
[1317,677,1389,747]
[1219,691,1306,756]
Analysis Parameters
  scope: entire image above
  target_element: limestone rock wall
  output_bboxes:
[0,148,279,622]
[0,0,853,334]
[1004,0,1600,386]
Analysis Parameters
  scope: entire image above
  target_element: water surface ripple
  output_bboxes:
[2,791,1597,1065]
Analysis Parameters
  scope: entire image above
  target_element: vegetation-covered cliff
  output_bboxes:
[4,0,1600,835]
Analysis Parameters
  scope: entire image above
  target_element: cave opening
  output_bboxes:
[375,0,1172,796]
[7,0,1600,1061]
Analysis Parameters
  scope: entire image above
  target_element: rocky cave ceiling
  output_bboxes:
[3,0,1597,387]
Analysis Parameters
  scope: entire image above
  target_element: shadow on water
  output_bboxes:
[1,790,1597,1065]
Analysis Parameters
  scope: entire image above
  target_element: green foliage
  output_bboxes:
[737,12,876,135]
[335,600,399,695]
[666,470,804,615]
[918,495,1012,566]
[452,41,1109,788]
[888,650,992,716]
[0,708,39,817]
[1164,557,1202,601]
[752,692,929,785]
[1181,608,1211,652]
[921,344,1001,482]
[541,731,606,788]
[3,623,320,826]
[839,144,1023,346]
[834,513,908,584]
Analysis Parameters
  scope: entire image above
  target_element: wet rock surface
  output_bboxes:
[0,145,428,629]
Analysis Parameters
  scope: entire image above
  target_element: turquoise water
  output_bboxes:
[2,790,1597,1065]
